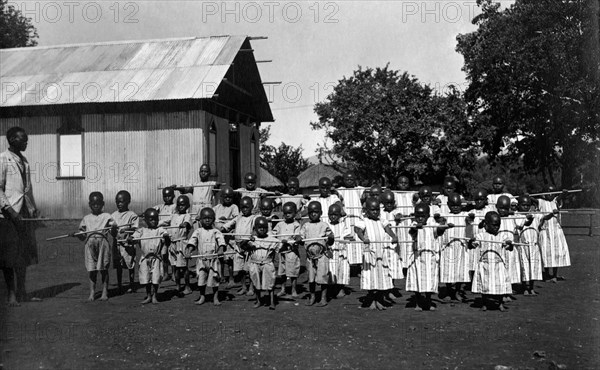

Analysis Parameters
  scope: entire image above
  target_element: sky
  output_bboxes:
[11,0,513,156]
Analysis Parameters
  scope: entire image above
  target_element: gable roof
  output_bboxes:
[297,164,343,188]
[259,167,284,188]
[0,35,273,121]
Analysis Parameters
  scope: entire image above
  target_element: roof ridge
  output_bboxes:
[0,35,246,52]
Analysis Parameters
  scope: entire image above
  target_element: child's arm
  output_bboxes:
[214,230,226,256]
[184,230,198,257]
[384,224,398,244]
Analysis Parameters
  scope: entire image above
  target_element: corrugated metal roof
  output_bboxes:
[0,36,250,107]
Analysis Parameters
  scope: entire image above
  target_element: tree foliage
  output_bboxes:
[311,65,478,187]
[456,0,600,190]
[0,0,38,48]
[259,126,310,185]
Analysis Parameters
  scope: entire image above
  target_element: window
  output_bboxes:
[57,117,84,178]
[208,121,217,174]
[250,131,257,174]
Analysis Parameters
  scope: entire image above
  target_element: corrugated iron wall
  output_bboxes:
[0,110,214,218]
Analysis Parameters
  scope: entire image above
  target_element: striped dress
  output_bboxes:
[499,217,521,284]
[381,209,404,279]
[355,217,393,290]
[165,213,192,267]
[471,231,512,295]
[438,212,470,283]
[338,187,365,264]
[488,193,517,211]
[516,215,543,282]
[538,199,571,268]
[467,206,496,271]
[405,218,439,293]
[326,218,352,285]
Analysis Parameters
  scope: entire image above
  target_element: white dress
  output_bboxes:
[538,199,571,268]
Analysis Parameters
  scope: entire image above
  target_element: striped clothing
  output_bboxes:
[381,209,404,279]
[405,218,440,293]
[190,181,218,214]
[516,215,543,282]
[326,219,352,285]
[467,206,495,271]
[235,188,269,214]
[538,199,571,268]
[355,217,393,291]
[438,212,470,283]
[213,204,239,231]
[488,192,517,210]
[276,194,308,213]
[338,187,365,264]
[499,217,520,284]
[471,231,512,295]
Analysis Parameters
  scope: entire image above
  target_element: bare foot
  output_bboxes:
[429,305,436,311]
[236,288,247,296]
[316,300,328,307]
[369,301,377,310]
[213,298,222,306]
[305,296,316,306]
[387,292,397,301]
[141,296,152,304]
[246,289,255,296]
[152,296,159,304]
[87,293,95,302]
[337,289,346,299]
[375,301,386,311]
[195,296,206,305]
[253,300,261,308]
[277,290,286,297]
[523,290,530,296]
[183,287,192,295]
[99,294,108,301]
[557,276,566,281]
[269,304,275,310]
[499,304,506,312]
[530,290,538,296]
[413,305,422,311]
[226,280,235,289]
[480,305,487,311]
[549,277,558,283]
[291,291,299,298]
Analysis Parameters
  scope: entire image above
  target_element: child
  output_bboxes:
[434,178,462,214]
[406,204,444,311]
[380,191,404,300]
[354,197,397,310]
[235,172,271,215]
[296,201,334,307]
[465,189,494,285]
[468,211,514,311]
[164,196,193,296]
[154,187,176,215]
[393,176,417,276]
[76,192,115,301]
[273,202,302,297]
[487,177,517,209]
[275,177,310,214]
[185,208,226,306]
[213,186,240,288]
[337,173,365,266]
[393,175,417,212]
[127,208,170,304]
[535,187,571,282]
[155,187,176,282]
[360,184,383,205]
[495,196,521,296]
[111,190,139,294]
[515,195,550,295]
[259,198,277,231]
[176,164,220,215]
[242,217,281,309]
[222,196,257,295]
[315,177,343,214]
[438,193,470,301]
[325,204,353,299]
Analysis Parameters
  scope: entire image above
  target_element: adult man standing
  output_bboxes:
[0,127,40,306]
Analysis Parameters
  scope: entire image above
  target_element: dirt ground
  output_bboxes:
[0,220,598,370]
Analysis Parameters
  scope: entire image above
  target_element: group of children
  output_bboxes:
[74,165,572,312]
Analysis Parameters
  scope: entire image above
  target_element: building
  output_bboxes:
[0,35,273,218]
[297,163,342,193]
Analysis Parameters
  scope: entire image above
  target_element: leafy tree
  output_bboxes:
[0,0,38,48]
[259,125,310,185]
[311,65,478,187]
[456,0,600,191]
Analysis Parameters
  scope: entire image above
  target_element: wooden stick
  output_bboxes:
[222,233,252,236]
[266,195,304,198]
[529,189,582,197]
[452,236,529,247]
[348,240,414,244]
[46,223,133,241]
[118,235,167,243]
[189,251,237,259]
[22,218,72,222]
[157,183,225,190]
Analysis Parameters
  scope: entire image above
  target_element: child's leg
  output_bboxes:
[99,270,109,301]
[88,271,97,301]
[195,285,206,305]
[141,284,152,304]
[226,260,234,288]
[151,284,159,304]
[128,268,135,292]
[414,292,423,311]
[183,267,192,295]
[497,295,506,311]
[174,267,182,292]
[268,289,275,310]
[291,277,298,297]
[317,284,328,307]
[481,294,487,311]
[212,287,221,306]
[253,290,262,308]
[2,268,18,306]
[115,264,123,291]
[277,275,287,296]
[247,279,255,296]
[236,272,248,295]
[426,292,435,311]
[306,282,316,306]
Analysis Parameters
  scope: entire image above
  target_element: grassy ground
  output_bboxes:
[0,220,598,369]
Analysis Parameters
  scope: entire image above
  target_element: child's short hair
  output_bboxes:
[89,191,104,202]
[116,190,131,202]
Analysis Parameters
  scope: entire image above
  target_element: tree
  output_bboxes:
[456,0,600,191]
[259,126,310,185]
[311,65,478,187]
[0,0,38,48]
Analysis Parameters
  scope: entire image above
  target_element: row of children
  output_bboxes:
[74,164,571,312]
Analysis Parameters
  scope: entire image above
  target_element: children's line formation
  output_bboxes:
[52,164,573,312]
